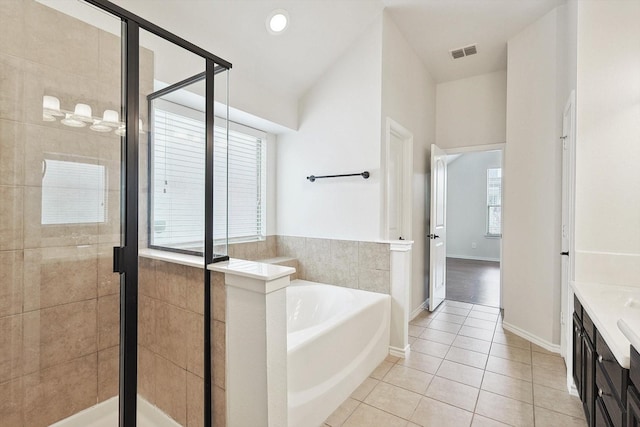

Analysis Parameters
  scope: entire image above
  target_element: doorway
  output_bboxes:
[444,147,504,308]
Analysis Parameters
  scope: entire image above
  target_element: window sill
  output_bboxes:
[139,248,205,269]
[485,234,502,239]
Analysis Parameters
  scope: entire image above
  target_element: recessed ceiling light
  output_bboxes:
[267,9,289,34]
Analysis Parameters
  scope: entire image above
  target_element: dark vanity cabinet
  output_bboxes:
[628,347,640,427]
[574,295,629,427]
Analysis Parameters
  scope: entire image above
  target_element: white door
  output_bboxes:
[561,93,576,374]
[429,144,447,311]
[388,132,405,240]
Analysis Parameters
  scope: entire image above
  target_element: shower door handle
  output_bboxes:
[113,246,126,273]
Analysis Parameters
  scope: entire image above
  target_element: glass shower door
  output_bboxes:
[0,1,124,425]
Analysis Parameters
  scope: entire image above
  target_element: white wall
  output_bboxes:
[574,0,640,286]
[276,16,383,240]
[503,8,566,346]
[381,12,436,313]
[446,151,502,262]
[436,70,507,149]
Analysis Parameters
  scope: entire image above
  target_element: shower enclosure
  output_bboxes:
[0,0,230,426]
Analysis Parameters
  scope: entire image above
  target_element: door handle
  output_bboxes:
[561,251,569,256]
[428,234,440,239]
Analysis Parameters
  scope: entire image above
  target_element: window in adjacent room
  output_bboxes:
[150,99,267,254]
[486,167,502,237]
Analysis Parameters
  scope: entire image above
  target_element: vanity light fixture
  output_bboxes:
[267,9,289,34]
[42,96,143,135]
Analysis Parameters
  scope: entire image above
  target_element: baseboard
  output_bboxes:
[501,321,561,354]
[389,345,410,358]
[410,300,429,320]
[447,255,500,263]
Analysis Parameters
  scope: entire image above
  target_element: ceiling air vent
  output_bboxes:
[450,44,478,60]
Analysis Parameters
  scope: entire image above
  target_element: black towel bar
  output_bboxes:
[306,171,370,182]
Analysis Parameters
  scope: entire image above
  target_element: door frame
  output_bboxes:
[443,142,506,309]
[561,90,577,392]
[381,117,413,241]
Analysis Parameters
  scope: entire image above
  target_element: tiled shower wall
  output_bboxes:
[137,259,226,427]
[0,1,151,425]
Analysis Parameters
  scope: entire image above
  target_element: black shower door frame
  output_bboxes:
[81,2,231,426]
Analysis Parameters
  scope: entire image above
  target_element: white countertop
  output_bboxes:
[572,281,640,369]
[208,258,296,281]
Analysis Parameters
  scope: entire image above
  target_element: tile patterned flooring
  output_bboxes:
[323,300,586,427]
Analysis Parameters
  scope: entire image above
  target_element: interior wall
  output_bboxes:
[276,16,383,241]
[503,7,566,346]
[573,0,640,287]
[381,11,436,313]
[435,70,507,149]
[446,151,502,262]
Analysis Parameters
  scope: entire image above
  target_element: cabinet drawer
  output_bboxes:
[575,295,583,321]
[631,347,640,390]
[597,330,629,401]
[596,361,625,427]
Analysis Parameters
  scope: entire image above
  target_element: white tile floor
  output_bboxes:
[323,300,587,427]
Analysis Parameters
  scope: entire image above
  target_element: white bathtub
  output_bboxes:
[287,279,391,427]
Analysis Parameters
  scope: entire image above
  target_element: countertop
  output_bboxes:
[572,281,640,369]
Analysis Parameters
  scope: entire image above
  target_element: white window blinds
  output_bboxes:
[487,167,502,236]
[150,100,266,253]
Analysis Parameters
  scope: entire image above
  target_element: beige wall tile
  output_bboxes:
[0,186,23,251]
[98,31,121,91]
[187,311,204,378]
[0,1,25,57]
[266,235,277,258]
[213,319,225,389]
[212,272,225,322]
[306,238,331,263]
[276,235,305,259]
[187,371,204,427]
[0,54,24,122]
[98,294,119,350]
[0,376,23,426]
[23,1,100,78]
[137,345,155,405]
[23,299,97,374]
[138,295,156,351]
[0,314,23,383]
[305,261,333,284]
[358,268,390,294]
[98,346,118,403]
[331,239,358,265]
[155,301,188,368]
[0,119,25,186]
[213,384,226,427]
[186,266,204,315]
[23,353,97,427]
[156,261,187,308]
[139,257,157,299]
[0,250,23,317]
[358,242,389,270]
[23,245,97,311]
[155,355,187,426]
[98,190,120,244]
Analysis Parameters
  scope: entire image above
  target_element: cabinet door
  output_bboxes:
[585,336,596,427]
[574,314,584,400]
[629,386,640,427]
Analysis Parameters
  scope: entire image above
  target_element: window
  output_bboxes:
[150,99,267,254]
[42,158,107,225]
[486,167,502,236]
